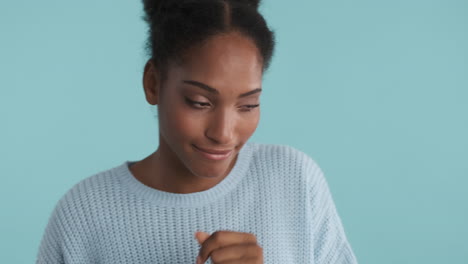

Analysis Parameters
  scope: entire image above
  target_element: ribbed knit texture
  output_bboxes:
[36,142,358,264]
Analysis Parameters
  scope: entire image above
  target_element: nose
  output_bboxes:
[205,109,235,145]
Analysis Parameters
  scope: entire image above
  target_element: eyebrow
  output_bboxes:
[183,80,262,98]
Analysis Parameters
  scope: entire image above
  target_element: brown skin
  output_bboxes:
[130,31,264,262]
[195,231,263,264]
[130,31,263,194]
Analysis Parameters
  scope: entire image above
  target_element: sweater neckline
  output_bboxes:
[115,142,255,208]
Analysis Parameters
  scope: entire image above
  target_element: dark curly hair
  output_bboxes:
[142,0,275,82]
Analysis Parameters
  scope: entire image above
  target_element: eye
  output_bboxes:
[240,104,260,112]
[185,97,210,109]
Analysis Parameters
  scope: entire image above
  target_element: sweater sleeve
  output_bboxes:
[36,198,66,264]
[306,159,358,264]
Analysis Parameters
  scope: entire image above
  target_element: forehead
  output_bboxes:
[172,32,263,91]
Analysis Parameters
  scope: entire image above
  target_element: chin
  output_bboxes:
[183,142,240,177]
[193,163,228,178]
[189,158,233,179]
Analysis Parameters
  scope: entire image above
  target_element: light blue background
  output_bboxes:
[1,0,467,263]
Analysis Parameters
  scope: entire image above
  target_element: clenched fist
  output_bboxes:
[195,230,263,264]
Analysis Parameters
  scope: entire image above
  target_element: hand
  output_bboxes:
[195,230,263,264]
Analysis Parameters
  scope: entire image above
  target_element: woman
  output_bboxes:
[36,0,358,263]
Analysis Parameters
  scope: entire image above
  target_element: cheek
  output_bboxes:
[237,111,260,137]
[163,106,205,139]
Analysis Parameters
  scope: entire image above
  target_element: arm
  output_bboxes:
[36,200,66,264]
[307,161,358,264]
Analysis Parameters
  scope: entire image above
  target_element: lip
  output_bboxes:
[193,145,233,161]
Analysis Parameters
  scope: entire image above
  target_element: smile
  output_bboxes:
[193,145,233,161]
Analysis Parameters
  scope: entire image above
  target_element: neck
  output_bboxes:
[130,136,236,194]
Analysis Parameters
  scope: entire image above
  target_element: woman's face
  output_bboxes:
[144,31,263,179]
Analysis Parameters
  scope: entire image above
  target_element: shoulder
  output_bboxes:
[51,163,123,220]
[248,141,319,166]
[38,164,125,261]
[247,141,323,181]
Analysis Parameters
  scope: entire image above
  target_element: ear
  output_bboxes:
[142,59,161,105]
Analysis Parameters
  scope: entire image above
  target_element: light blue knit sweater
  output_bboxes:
[36,142,358,263]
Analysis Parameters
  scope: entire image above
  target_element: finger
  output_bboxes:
[195,231,210,244]
[214,257,260,264]
[198,231,258,263]
[209,243,262,264]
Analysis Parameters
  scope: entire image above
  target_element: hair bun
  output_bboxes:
[142,0,187,23]
[142,0,160,21]
[230,0,261,9]
[143,0,261,21]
